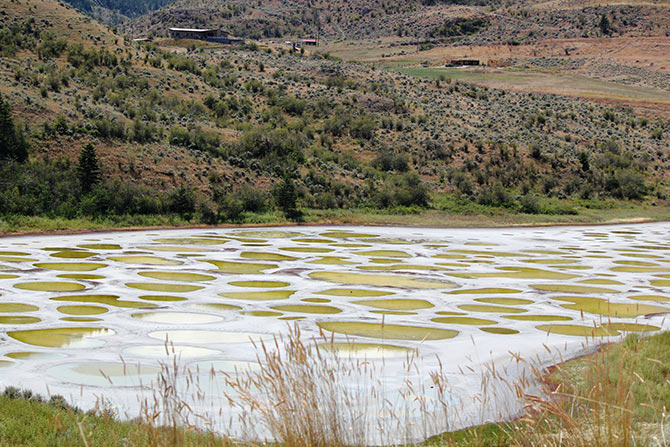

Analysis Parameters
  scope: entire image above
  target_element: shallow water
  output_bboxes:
[318,321,459,340]
[352,298,434,310]
[0,224,668,442]
[34,262,107,271]
[14,281,86,292]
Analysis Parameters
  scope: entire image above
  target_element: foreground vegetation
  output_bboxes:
[1,196,668,235]
[0,330,668,446]
[0,388,231,447]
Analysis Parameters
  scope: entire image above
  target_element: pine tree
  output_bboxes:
[0,94,29,162]
[599,14,611,35]
[77,143,101,194]
[274,176,302,221]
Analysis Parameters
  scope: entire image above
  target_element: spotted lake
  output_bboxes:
[0,224,668,440]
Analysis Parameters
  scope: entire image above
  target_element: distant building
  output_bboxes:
[301,38,318,46]
[168,28,235,44]
[446,59,480,67]
[487,59,512,68]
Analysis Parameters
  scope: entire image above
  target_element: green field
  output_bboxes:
[393,65,670,104]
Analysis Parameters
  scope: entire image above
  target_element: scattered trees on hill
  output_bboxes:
[429,17,489,38]
[0,10,664,226]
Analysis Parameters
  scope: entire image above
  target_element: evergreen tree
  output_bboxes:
[77,143,101,194]
[274,176,302,221]
[599,14,611,35]
[0,94,29,162]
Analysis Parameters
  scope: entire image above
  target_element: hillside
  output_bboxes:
[0,0,667,225]
[61,0,177,27]
[122,0,670,42]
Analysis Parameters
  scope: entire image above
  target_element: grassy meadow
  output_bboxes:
[392,66,670,108]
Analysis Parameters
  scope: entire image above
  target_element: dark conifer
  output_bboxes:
[274,176,302,221]
[77,143,101,194]
[0,94,29,162]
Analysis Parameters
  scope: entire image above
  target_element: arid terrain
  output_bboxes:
[0,0,667,228]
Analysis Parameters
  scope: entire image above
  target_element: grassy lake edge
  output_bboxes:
[1,199,669,237]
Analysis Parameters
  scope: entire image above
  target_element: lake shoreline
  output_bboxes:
[0,215,664,239]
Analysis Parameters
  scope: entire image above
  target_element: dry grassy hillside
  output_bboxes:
[0,0,667,223]
[4,0,119,44]
[121,0,670,43]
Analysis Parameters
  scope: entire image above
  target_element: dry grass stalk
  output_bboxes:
[135,342,234,447]
[225,325,392,447]
[502,335,663,447]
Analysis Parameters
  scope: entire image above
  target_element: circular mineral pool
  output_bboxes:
[47,362,161,387]
[148,330,267,344]
[132,312,224,325]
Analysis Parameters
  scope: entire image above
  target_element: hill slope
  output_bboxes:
[62,0,177,27]
[0,0,667,224]
[122,0,670,42]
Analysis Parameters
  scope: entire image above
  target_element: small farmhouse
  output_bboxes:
[301,39,318,46]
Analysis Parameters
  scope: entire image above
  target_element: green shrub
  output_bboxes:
[165,186,196,218]
[92,117,126,140]
[67,44,117,68]
[244,79,265,94]
[0,159,78,216]
[84,181,162,216]
[235,186,268,213]
[36,32,67,59]
[350,115,377,140]
[216,193,244,222]
[238,126,306,162]
[430,17,489,38]
[323,110,351,137]
[278,96,307,116]
[374,172,429,208]
[605,169,647,200]
[518,194,540,214]
[478,184,514,208]
[165,54,201,75]
[190,129,221,154]
[372,149,409,172]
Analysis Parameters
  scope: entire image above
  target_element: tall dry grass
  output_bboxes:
[133,343,235,447]
[225,325,397,446]
[222,324,519,446]
[91,327,668,447]
[496,332,669,447]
